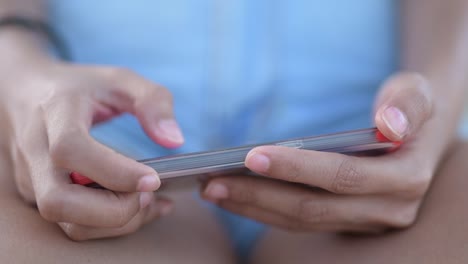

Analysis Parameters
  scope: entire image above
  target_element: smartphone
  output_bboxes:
[70,127,400,189]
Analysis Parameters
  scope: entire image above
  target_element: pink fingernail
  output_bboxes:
[137,175,160,192]
[382,107,409,138]
[245,151,270,173]
[204,183,229,201]
[156,119,184,144]
[139,192,153,209]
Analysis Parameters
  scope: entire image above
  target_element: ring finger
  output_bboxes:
[202,176,417,230]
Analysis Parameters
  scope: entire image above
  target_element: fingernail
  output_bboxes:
[140,192,153,209]
[160,202,173,216]
[156,119,184,144]
[245,151,270,173]
[137,174,160,192]
[204,183,229,201]
[382,106,409,138]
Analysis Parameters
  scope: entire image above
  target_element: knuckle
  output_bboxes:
[12,151,37,204]
[48,138,71,165]
[400,166,433,199]
[158,89,174,110]
[41,93,88,167]
[331,157,365,194]
[402,72,433,118]
[140,86,173,112]
[403,72,428,86]
[38,89,61,114]
[371,202,420,229]
[389,204,419,228]
[37,191,64,222]
[48,129,83,166]
[411,75,432,113]
[155,85,172,100]
[112,195,136,227]
[13,173,36,205]
[38,81,78,110]
[16,180,36,204]
[396,72,429,92]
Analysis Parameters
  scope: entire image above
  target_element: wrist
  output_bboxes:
[0,28,56,72]
[0,34,61,98]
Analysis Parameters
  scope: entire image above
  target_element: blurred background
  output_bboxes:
[462,105,468,138]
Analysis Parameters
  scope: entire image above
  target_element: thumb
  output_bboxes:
[374,73,433,141]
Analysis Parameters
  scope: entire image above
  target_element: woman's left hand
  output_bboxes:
[201,73,439,233]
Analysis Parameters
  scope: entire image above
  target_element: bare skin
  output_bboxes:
[252,141,468,264]
[0,147,236,264]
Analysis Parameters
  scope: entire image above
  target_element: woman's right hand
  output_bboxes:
[0,57,184,240]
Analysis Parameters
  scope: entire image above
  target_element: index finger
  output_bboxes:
[245,145,424,195]
[43,94,160,192]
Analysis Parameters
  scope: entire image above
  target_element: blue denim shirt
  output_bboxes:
[48,0,398,256]
[49,0,398,157]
